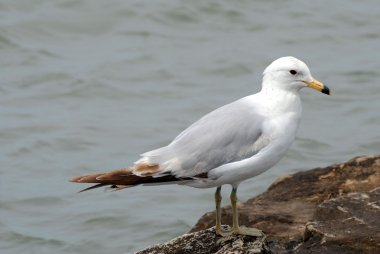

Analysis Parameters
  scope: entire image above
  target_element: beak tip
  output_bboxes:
[321,86,331,95]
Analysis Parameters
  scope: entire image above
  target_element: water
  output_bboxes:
[1,0,380,253]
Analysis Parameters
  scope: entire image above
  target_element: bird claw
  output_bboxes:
[234,226,263,237]
[215,228,233,237]
[216,225,263,237]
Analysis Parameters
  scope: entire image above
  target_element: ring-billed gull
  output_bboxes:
[70,56,330,236]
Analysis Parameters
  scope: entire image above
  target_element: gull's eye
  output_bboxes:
[289,70,297,75]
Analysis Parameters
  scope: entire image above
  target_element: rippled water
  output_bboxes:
[1,0,380,253]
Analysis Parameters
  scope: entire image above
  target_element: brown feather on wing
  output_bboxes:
[132,163,161,176]
[70,168,145,186]
[70,163,209,193]
[71,165,181,193]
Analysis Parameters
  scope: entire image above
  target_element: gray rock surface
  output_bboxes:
[136,226,270,254]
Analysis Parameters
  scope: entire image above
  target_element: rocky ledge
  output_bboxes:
[136,226,270,254]
[137,155,380,254]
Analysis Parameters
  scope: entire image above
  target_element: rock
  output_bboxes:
[192,155,380,253]
[136,155,380,253]
[135,226,271,254]
[298,188,380,254]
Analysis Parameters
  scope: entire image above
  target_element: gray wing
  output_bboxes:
[141,97,266,177]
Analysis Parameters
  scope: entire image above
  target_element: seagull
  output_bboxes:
[70,56,330,237]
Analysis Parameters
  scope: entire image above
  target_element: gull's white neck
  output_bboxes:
[258,79,302,117]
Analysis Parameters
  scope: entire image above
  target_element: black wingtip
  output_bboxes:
[78,183,108,193]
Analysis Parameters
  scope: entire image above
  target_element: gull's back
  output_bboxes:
[139,95,265,178]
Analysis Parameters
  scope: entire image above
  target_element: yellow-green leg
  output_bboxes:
[214,186,232,236]
[230,185,263,237]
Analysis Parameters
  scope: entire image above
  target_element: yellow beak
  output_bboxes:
[302,79,331,95]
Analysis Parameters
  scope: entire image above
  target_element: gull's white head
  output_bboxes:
[262,56,330,95]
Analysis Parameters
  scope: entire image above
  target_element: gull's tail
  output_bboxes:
[70,166,194,193]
